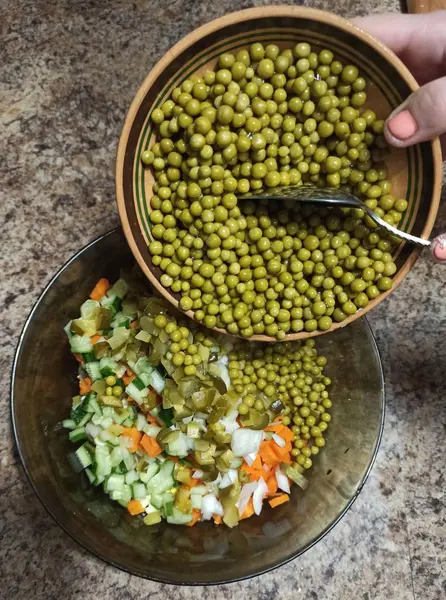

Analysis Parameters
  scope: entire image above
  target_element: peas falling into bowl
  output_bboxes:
[116,6,442,341]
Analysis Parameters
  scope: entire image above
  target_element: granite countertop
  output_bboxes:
[1,1,445,599]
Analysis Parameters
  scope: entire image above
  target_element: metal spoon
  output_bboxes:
[240,185,431,248]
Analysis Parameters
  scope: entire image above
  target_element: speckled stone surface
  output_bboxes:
[1,1,445,599]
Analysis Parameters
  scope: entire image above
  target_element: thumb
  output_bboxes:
[385,77,446,147]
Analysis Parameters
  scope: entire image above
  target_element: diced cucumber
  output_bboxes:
[68,443,93,472]
[99,357,118,376]
[125,381,148,404]
[147,460,175,494]
[132,482,147,500]
[84,394,101,414]
[143,424,162,437]
[100,416,113,429]
[151,493,163,510]
[69,334,93,354]
[122,449,136,471]
[77,412,93,428]
[139,461,160,483]
[64,321,73,340]
[148,369,165,394]
[125,470,139,485]
[110,446,124,468]
[63,419,77,430]
[99,430,119,445]
[85,361,102,381]
[91,413,102,426]
[95,445,112,478]
[166,507,194,525]
[105,474,125,493]
[110,490,122,501]
[69,427,86,443]
[132,376,147,391]
[108,278,129,299]
[136,413,148,432]
[117,484,132,507]
[85,468,96,484]
[134,356,154,376]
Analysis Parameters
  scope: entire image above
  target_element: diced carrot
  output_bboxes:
[267,475,278,496]
[73,353,84,364]
[90,278,110,301]
[147,414,160,425]
[269,494,289,508]
[251,454,262,471]
[240,498,255,520]
[79,377,92,395]
[90,334,102,344]
[241,461,264,481]
[265,423,294,443]
[212,514,222,525]
[271,440,293,459]
[122,427,142,453]
[259,441,281,466]
[127,499,145,515]
[140,434,163,458]
[186,509,201,527]
[280,452,292,465]
[188,477,201,488]
[122,373,136,386]
[126,367,134,376]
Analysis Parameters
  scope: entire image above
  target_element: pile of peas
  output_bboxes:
[230,339,331,469]
[152,313,218,376]
[142,41,405,340]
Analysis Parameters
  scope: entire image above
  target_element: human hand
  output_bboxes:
[354,11,446,263]
[354,11,446,152]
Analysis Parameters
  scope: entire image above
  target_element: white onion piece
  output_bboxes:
[231,428,263,457]
[202,494,224,520]
[192,469,204,479]
[253,478,268,515]
[237,481,257,516]
[272,433,286,448]
[243,452,257,466]
[219,469,238,489]
[275,468,291,494]
[219,410,240,434]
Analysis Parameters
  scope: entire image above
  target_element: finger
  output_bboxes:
[354,12,446,84]
[431,234,446,263]
[384,77,446,147]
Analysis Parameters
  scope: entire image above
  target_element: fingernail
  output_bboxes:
[432,235,446,262]
[387,110,417,140]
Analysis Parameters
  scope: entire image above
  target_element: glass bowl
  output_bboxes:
[11,228,385,584]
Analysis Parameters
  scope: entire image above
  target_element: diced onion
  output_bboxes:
[193,469,204,479]
[243,452,257,467]
[202,494,224,520]
[253,478,268,515]
[219,469,238,489]
[231,428,264,457]
[275,468,291,494]
[272,433,286,448]
[237,481,257,516]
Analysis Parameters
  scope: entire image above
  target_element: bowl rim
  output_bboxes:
[11,227,386,585]
[115,5,443,344]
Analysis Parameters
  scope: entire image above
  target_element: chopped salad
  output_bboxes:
[63,275,332,527]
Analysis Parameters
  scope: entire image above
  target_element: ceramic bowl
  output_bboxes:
[12,228,385,584]
[116,6,442,342]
